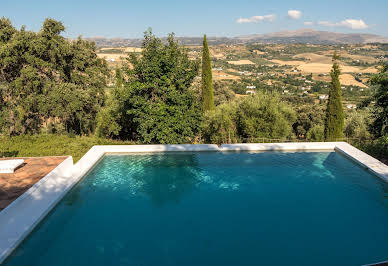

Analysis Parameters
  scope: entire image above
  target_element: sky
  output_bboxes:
[2,0,388,38]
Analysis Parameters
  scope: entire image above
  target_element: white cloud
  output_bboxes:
[318,19,368,29]
[288,10,302,20]
[304,21,314,26]
[237,14,276,24]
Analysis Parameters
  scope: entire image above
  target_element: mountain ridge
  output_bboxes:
[85,29,388,47]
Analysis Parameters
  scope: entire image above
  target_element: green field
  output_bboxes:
[0,135,135,162]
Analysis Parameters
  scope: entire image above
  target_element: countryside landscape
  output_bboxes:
[1,1,388,265]
[1,24,387,162]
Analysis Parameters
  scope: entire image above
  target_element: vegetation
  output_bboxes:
[0,18,109,136]
[324,53,344,141]
[0,18,387,163]
[96,30,201,144]
[201,35,215,111]
[370,62,388,138]
[202,92,296,143]
[0,134,134,162]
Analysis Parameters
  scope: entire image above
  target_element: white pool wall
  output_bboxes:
[0,142,387,264]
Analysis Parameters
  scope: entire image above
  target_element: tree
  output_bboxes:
[370,62,388,137]
[202,102,238,144]
[97,30,201,144]
[201,35,215,111]
[0,18,109,135]
[324,52,344,141]
[344,109,372,141]
[202,92,296,143]
[307,124,324,141]
[236,93,296,141]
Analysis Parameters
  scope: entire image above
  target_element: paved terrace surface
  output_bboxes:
[0,157,68,210]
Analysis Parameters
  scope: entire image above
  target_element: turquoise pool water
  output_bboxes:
[3,151,388,266]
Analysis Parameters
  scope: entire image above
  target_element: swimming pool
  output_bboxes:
[2,151,387,266]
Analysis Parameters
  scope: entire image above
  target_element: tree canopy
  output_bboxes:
[97,30,201,144]
[202,92,296,143]
[370,62,388,138]
[0,17,109,135]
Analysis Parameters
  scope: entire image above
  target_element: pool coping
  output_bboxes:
[0,142,387,264]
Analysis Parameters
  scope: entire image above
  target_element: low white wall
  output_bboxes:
[0,142,387,264]
[0,156,73,264]
[220,142,338,151]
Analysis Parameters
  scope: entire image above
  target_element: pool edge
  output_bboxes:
[0,142,387,264]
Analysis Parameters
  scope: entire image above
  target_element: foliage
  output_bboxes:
[201,35,215,111]
[235,93,296,141]
[97,30,201,144]
[344,109,372,140]
[369,62,388,137]
[213,81,235,105]
[202,102,238,144]
[0,134,135,162]
[352,135,388,164]
[202,92,296,143]
[293,104,325,138]
[324,52,344,141]
[0,18,109,136]
[306,124,325,141]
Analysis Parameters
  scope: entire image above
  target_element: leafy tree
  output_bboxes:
[0,18,109,135]
[306,124,324,141]
[293,104,325,139]
[324,52,344,141]
[370,62,388,137]
[344,109,372,141]
[201,35,215,111]
[202,92,296,143]
[202,102,238,144]
[97,30,201,144]
[236,93,296,141]
[213,81,235,105]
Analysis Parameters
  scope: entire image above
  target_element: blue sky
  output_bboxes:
[2,0,388,38]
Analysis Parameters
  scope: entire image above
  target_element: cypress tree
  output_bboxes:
[201,35,215,111]
[115,67,123,88]
[324,52,344,141]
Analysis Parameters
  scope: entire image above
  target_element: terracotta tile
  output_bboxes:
[0,156,68,210]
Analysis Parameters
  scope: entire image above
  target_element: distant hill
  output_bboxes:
[86,29,388,47]
[237,29,388,44]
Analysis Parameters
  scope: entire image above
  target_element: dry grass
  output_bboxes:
[123,47,142,53]
[339,74,367,87]
[227,60,255,65]
[271,59,305,66]
[297,63,376,74]
[213,71,241,81]
[97,53,127,60]
[253,50,265,55]
[293,53,332,64]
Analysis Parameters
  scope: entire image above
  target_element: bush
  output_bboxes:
[344,110,372,140]
[202,103,239,144]
[236,93,296,141]
[306,124,324,141]
[202,92,296,143]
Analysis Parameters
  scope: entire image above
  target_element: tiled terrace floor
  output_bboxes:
[0,157,68,210]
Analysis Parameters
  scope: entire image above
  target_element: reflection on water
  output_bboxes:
[130,153,202,206]
[4,151,388,266]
